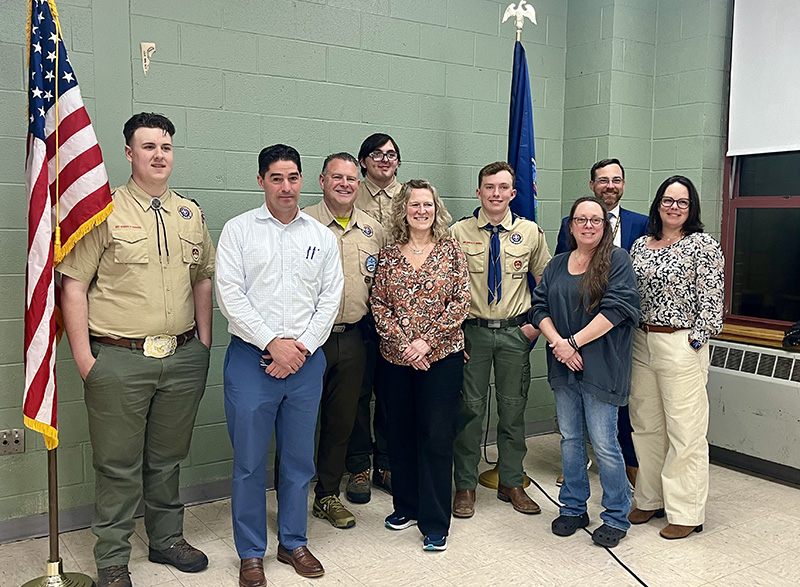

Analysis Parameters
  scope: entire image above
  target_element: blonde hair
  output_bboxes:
[389,179,452,244]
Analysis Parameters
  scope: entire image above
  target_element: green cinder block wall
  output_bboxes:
[0,0,731,534]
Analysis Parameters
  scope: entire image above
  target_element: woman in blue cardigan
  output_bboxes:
[529,196,640,548]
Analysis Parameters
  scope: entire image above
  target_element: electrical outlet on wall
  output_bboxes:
[0,429,25,455]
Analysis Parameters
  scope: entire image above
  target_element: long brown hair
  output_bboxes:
[567,196,613,313]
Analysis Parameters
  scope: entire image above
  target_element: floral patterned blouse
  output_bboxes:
[630,232,724,345]
[370,236,471,365]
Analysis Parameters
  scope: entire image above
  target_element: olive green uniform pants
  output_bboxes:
[84,338,209,568]
[453,324,531,489]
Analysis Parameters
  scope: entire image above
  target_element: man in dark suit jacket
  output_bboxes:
[556,158,648,254]
[555,158,648,488]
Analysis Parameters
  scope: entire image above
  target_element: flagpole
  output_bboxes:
[21,451,94,587]
[22,1,95,585]
[478,0,540,492]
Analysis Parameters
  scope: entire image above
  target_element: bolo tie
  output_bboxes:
[150,197,170,260]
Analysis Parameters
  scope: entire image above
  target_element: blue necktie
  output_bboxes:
[485,223,504,304]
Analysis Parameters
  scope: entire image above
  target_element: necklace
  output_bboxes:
[409,241,432,254]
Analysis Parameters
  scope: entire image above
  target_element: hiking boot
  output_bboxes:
[97,565,132,587]
[148,538,208,573]
[346,470,371,503]
[372,468,392,495]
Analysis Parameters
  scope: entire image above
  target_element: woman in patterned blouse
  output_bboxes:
[370,179,470,552]
[627,175,724,540]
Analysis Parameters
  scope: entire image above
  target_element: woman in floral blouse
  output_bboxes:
[628,175,724,540]
[370,179,470,552]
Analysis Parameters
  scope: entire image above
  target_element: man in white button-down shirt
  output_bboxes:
[216,144,343,586]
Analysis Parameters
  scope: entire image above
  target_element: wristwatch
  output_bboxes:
[689,338,703,351]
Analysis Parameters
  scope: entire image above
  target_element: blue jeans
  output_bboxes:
[554,383,631,531]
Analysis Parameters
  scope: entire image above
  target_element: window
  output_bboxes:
[723,152,800,329]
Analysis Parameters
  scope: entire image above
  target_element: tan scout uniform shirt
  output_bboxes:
[354,175,401,226]
[304,201,386,324]
[451,207,551,320]
[57,178,216,339]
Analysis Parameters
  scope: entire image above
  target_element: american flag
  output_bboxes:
[25,0,113,449]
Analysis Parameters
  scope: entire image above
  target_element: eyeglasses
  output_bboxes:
[594,177,624,186]
[571,217,604,227]
[660,197,690,209]
[368,150,399,162]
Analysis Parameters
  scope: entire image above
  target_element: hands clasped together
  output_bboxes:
[401,338,431,371]
[263,338,309,379]
[549,336,583,372]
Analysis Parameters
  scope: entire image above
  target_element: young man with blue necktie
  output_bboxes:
[451,161,552,518]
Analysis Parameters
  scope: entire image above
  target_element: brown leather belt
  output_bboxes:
[639,324,680,334]
[92,328,195,350]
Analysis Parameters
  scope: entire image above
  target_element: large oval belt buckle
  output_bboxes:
[143,334,177,358]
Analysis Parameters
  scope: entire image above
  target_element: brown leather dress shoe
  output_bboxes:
[277,544,325,578]
[497,484,541,514]
[660,523,703,539]
[453,489,476,518]
[628,508,665,524]
[239,558,266,587]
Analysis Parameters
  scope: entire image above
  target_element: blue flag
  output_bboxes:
[507,41,537,223]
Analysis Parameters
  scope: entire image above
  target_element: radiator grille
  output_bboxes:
[708,342,799,384]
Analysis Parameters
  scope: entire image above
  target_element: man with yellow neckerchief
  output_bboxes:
[303,152,386,529]
[58,113,214,587]
[451,161,551,519]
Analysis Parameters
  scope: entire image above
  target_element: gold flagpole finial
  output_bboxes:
[502,0,538,42]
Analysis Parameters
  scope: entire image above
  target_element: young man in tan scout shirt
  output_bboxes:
[345,132,402,503]
[304,152,386,529]
[451,161,552,518]
[58,113,214,587]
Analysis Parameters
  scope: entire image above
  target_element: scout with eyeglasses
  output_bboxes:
[345,133,403,506]
[354,133,402,225]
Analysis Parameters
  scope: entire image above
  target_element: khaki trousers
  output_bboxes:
[629,329,710,526]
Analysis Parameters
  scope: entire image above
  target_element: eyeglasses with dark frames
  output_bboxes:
[368,150,399,162]
[571,216,604,227]
[660,197,690,209]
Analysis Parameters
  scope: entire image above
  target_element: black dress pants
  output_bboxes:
[377,351,463,536]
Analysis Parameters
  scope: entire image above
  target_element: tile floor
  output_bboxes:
[3,433,800,587]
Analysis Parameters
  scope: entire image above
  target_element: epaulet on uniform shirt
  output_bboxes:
[457,215,472,223]
[175,191,206,225]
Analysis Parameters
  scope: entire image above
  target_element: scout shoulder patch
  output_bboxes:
[175,192,206,225]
